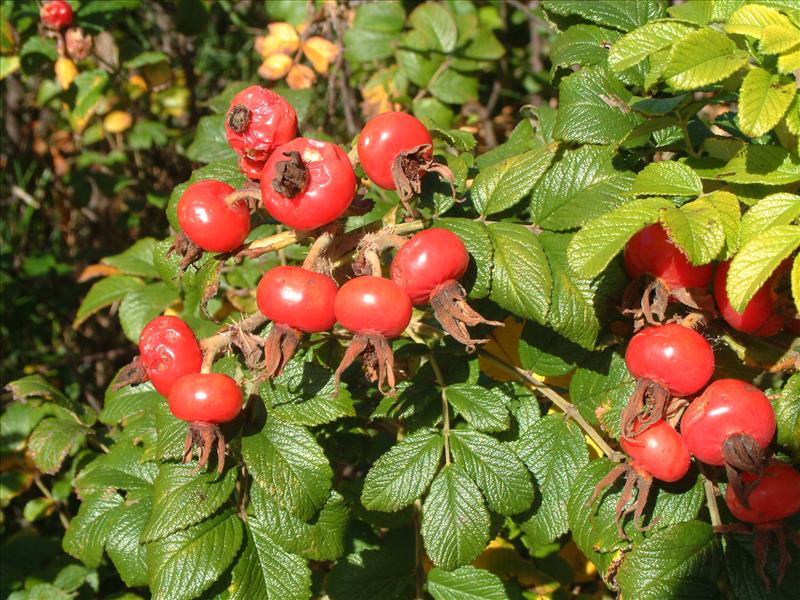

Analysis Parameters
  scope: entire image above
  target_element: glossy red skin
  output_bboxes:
[725,462,800,523]
[239,155,265,181]
[256,266,337,333]
[225,86,297,162]
[713,260,784,336]
[261,138,356,230]
[357,112,433,190]
[624,224,713,290]
[390,228,469,305]
[334,276,412,338]
[139,316,202,397]
[625,323,714,397]
[168,373,242,424]
[177,180,250,252]
[680,378,776,466]
[41,0,73,29]
[621,420,691,482]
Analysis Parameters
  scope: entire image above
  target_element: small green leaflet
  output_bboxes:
[427,566,507,600]
[663,28,748,90]
[608,20,696,72]
[740,193,800,246]
[660,199,725,265]
[737,68,796,138]
[74,275,145,328]
[63,489,124,568]
[445,385,510,433]
[228,529,311,600]
[632,161,702,197]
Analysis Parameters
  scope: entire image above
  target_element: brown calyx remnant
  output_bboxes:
[588,461,657,539]
[262,324,302,380]
[430,280,503,351]
[227,104,251,133]
[390,144,455,218]
[182,422,226,474]
[167,231,204,273]
[716,521,800,588]
[722,432,766,510]
[334,334,396,395]
[272,151,308,198]
[111,356,148,390]
[622,275,716,331]
[621,378,671,438]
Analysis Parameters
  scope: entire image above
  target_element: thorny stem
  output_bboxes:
[477,349,623,462]
[429,353,451,465]
[200,312,269,373]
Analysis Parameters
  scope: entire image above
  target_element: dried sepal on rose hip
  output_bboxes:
[168,373,242,474]
[590,420,691,538]
[681,378,776,507]
[390,228,502,350]
[333,276,412,394]
[256,265,338,378]
[357,112,454,215]
[41,0,73,29]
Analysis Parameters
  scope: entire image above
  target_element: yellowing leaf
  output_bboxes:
[738,67,796,138]
[760,23,800,54]
[128,74,148,91]
[55,57,78,90]
[725,4,793,39]
[360,68,402,119]
[257,53,293,80]
[778,47,800,74]
[103,110,133,134]
[78,264,121,282]
[303,36,339,75]
[255,22,299,58]
[286,63,315,89]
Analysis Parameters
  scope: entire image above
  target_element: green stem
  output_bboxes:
[429,353,451,465]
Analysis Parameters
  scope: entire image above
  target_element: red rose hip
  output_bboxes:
[41,0,73,29]
[139,316,202,397]
[624,224,712,290]
[226,86,297,162]
[177,180,250,252]
[621,420,691,483]
[168,373,242,424]
[713,260,784,336]
[725,462,800,524]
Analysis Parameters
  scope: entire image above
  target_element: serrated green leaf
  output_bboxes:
[704,190,742,259]
[421,464,490,570]
[566,460,616,576]
[427,565,507,600]
[554,66,644,145]
[550,25,621,71]
[609,20,696,71]
[242,417,332,520]
[725,3,794,38]
[714,146,800,185]
[105,493,152,587]
[63,489,124,568]
[531,145,635,231]
[5,374,80,416]
[761,23,800,54]
[74,275,145,328]
[633,161,702,197]
[726,531,800,600]
[445,385,510,433]
[740,193,800,245]
[726,225,800,312]
[141,463,237,542]
[738,68,796,138]
[517,321,584,377]
[450,429,534,516]
[663,28,748,89]
[660,199,725,265]
[327,534,415,600]
[487,222,551,324]
[471,142,557,216]
[28,418,91,474]
[778,47,800,74]
[516,414,589,545]
[435,218,492,299]
[118,283,178,342]
[102,238,157,277]
[567,197,673,278]
[775,373,800,458]
[154,400,186,461]
[185,115,237,163]
[429,69,478,105]
[100,379,161,426]
[75,442,158,496]
[543,0,665,32]
[362,428,443,512]
[409,2,458,52]
[569,351,635,435]
[307,491,350,561]
[147,510,243,600]
[616,520,722,600]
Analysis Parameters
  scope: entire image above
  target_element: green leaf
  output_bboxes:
[740,193,800,245]
[421,464,490,570]
[567,197,673,278]
[75,442,158,495]
[554,66,644,145]
[100,379,161,426]
[793,254,800,313]
[74,275,145,328]
[5,374,80,416]
[118,282,179,342]
[154,400,186,461]
[738,68,796,138]
[450,429,534,516]
[28,418,91,474]
[147,510,243,600]
[327,535,415,600]
[63,489,124,568]
[430,126,476,152]
[609,20,696,71]
[427,565,507,600]
[531,144,635,231]
[73,70,110,120]
[517,322,584,377]
[105,493,152,587]
[471,142,557,216]
[543,0,665,32]
[228,529,310,600]
[726,532,800,599]
[616,521,722,600]
[712,146,800,185]
[705,190,742,259]
[141,463,237,542]
[725,3,794,38]
[773,374,800,460]
[409,2,458,52]
[19,36,57,74]
[352,0,406,32]
[550,25,621,71]
[778,47,800,74]
[185,115,237,163]
[569,351,635,435]
[663,28,748,90]
[242,417,332,520]
[726,225,800,312]
[516,414,589,545]
[435,219,492,299]
[429,69,478,105]
[761,22,800,54]
[660,199,725,265]
[487,222,552,324]
[362,428,443,512]
[445,385,510,433]
[0,55,20,80]
[632,161,702,197]
[102,238,157,277]
[124,51,168,69]
[566,460,615,576]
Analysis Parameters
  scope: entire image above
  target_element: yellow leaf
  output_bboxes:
[257,53,293,80]
[78,264,121,282]
[303,36,339,75]
[103,110,133,134]
[286,63,315,89]
[479,317,523,382]
[128,74,148,91]
[55,57,77,90]
[256,22,299,57]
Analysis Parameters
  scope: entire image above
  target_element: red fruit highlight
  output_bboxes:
[335,276,412,339]
[357,112,432,190]
[138,316,202,397]
[621,420,691,482]
[256,266,337,333]
[177,180,250,252]
[168,373,242,424]
[225,86,297,162]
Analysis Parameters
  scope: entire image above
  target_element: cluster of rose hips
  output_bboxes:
[596,224,800,584]
[122,86,495,472]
